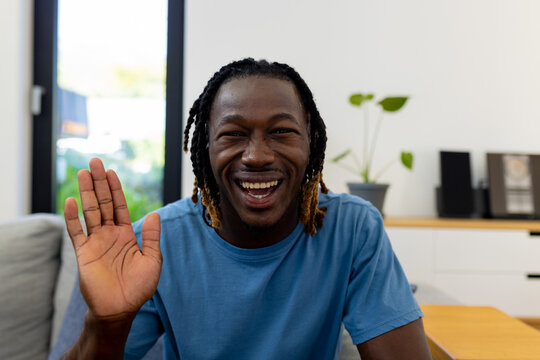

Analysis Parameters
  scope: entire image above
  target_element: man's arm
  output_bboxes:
[60,311,136,359]
[61,158,162,359]
[356,318,431,360]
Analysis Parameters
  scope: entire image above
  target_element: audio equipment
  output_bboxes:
[487,153,540,219]
[438,151,474,217]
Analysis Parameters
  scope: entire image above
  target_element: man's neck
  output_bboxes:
[216,209,300,249]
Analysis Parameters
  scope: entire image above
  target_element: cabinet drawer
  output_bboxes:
[434,272,540,317]
[435,229,540,273]
[386,227,435,285]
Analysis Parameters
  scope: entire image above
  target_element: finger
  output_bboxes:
[89,158,114,226]
[64,197,87,249]
[141,212,161,261]
[78,169,101,235]
[106,169,131,225]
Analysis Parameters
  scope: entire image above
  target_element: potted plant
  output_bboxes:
[331,93,413,214]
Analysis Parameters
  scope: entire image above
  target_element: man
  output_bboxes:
[62,59,431,359]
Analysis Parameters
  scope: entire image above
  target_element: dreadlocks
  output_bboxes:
[183,58,329,236]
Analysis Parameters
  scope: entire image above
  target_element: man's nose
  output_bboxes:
[241,138,274,167]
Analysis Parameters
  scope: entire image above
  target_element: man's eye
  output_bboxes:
[222,131,244,137]
[273,128,295,134]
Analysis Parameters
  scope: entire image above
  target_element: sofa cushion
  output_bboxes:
[50,220,80,345]
[0,214,63,360]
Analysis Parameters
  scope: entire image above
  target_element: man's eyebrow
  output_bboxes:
[269,112,300,125]
[218,114,246,126]
[217,113,300,126]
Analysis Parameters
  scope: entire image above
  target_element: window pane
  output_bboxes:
[55,0,168,221]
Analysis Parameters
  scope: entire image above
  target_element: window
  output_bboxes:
[32,0,184,220]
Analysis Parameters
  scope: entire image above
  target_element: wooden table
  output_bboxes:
[421,304,540,360]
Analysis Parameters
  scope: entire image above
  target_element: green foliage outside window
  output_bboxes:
[56,138,164,222]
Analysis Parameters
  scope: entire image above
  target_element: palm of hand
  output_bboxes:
[77,224,161,317]
[64,158,162,319]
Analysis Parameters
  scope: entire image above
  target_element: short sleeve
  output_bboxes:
[342,207,423,345]
[124,297,165,359]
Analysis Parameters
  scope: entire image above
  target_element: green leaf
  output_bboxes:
[361,168,371,183]
[349,93,374,107]
[401,151,413,170]
[331,149,351,162]
[378,97,408,112]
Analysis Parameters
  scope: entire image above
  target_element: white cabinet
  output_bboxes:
[434,229,540,273]
[385,227,436,285]
[385,222,540,317]
[434,273,540,317]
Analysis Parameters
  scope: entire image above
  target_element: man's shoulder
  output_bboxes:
[132,197,202,234]
[318,191,379,215]
[317,191,385,235]
[156,197,200,222]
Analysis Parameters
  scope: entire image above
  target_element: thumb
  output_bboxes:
[141,212,161,260]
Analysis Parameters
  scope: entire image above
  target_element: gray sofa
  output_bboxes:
[0,214,362,359]
[0,214,71,360]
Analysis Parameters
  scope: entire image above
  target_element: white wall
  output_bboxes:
[0,0,33,221]
[183,0,540,216]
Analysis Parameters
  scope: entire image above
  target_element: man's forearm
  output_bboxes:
[357,318,431,360]
[61,311,136,360]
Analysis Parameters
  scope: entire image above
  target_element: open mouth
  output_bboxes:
[237,180,281,199]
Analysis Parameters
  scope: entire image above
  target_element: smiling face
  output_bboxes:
[208,76,310,242]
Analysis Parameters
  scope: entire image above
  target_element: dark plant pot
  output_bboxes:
[347,182,389,215]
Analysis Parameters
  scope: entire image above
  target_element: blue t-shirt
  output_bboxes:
[125,192,422,360]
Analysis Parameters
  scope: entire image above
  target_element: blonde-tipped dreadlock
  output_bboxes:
[183,58,329,235]
[191,180,222,230]
[299,172,329,236]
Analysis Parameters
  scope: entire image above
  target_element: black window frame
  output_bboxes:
[32,0,185,213]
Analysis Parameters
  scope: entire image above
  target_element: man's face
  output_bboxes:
[208,76,310,231]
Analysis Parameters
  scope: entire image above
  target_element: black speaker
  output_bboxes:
[438,151,474,217]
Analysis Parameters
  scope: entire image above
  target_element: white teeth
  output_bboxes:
[248,193,269,199]
[240,180,278,189]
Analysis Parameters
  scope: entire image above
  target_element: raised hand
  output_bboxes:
[64,158,162,319]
